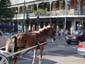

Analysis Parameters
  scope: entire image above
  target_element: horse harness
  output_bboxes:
[35,34,42,49]
[12,36,26,52]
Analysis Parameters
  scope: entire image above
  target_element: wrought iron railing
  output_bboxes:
[13,9,84,19]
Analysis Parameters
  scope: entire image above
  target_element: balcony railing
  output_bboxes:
[13,9,84,19]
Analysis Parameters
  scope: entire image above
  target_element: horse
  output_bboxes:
[5,25,56,64]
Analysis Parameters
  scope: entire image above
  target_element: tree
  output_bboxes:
[33,8,47,16]
[0,0,15,19]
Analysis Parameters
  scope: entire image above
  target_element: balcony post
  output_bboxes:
[37,4,39,10]
[59,0,61,10]
[49,1,52,24]
[77,0,81,15]
[63,0,67,32]
[23,0,26,32]
[71,19,76,34]
[15,8,18,32]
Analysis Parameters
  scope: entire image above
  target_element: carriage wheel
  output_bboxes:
[0,54,9,64]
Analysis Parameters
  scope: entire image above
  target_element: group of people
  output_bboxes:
[56,29,70,40]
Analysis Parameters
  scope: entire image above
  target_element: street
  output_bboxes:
[9,39,85,64]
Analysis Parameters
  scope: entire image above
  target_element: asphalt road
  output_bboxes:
[9,39,85,64]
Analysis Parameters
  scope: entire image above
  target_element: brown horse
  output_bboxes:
[5,25,56,64]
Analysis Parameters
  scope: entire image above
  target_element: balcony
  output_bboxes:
[13,9,84,20]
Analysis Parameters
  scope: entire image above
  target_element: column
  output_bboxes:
[59,0,61,10]
[25,5,29,31]
[37,4,39,10]
[49,1,52,14]
[77,0,81,14]
[70,19,76,34]
[49,1,52,24]
[52,1,56,15]
[76,0,83,14]
[80,0,83,14]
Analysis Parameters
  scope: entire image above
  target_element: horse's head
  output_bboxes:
[50,25,56,38]
[42,25,56,39]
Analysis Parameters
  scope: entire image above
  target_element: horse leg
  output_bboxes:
[32,49,37,64]
[14,56,18,64]
[39,46,44,64]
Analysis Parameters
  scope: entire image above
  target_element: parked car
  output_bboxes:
[77,41,85,58]
[65,30,85,45]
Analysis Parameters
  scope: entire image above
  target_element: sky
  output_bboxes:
[10,0,35,5]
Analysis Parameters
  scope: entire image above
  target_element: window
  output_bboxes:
[60,0,65,9]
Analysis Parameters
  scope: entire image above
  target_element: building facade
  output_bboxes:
[10,0,85,32]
